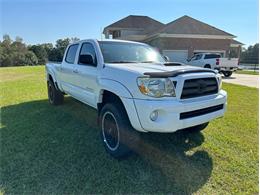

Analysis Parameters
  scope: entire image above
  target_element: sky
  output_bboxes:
[1,0,259,47]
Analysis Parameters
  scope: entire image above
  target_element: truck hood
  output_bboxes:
[105,63,204,75]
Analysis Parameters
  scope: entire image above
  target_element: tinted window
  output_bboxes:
[79,43,97,66]
[65,44,79,64]
[204,54,221,59]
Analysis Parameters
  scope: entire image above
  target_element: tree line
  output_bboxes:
[0,34,259,67]
[0,35,79,67]
[240,43,259,64]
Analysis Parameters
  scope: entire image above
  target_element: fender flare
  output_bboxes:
[97,78,133,102]
[46,67,61,90]
[97,78,145,132]
[47,71,56,82]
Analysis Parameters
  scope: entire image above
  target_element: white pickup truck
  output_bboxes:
[46,39,227,158]
[186,53,239,77]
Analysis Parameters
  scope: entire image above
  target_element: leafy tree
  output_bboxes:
[0,34,40,66]
[48,48,63,62]
[28,44,48,64]
[240,43,259,64]
[54,38,70,61]
[0,35,80,66]
[2,34,12,45]
[41,43,53,56]
[24,51,38,65]
[71,37,80,43]
[0,35,13,66]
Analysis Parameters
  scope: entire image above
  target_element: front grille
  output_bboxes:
[181,78,218,99]
[180,104,224,120]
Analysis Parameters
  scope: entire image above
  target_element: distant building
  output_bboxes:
[103,15,243,62]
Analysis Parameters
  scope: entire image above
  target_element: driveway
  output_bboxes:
[222,73,259,88]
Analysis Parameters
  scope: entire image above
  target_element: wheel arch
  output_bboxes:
[97,79,144,132]
[97,90,128,116]
[46,69,63,91]
[97,79,133,114]
[204,64,211,69]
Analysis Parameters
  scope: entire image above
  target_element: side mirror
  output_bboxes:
[163,55,170,62]
[78,54,96,65]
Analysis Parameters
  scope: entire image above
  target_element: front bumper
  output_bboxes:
[132,90,227,133]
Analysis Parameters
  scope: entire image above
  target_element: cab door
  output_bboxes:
[59,44,79,96]
[71,42,99,108]
[189,54,203,67]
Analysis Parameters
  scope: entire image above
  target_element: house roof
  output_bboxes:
[231,39,244,45]
[149,15,235,37]
[103,15,165,34]
[104,15,236,39]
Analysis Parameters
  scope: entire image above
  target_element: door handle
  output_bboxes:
[73,69,79,74]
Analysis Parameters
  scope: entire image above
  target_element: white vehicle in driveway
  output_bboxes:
[45,39,227,158]
[186,53,239,77]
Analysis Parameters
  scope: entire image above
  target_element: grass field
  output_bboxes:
[236,70,259,75]
[0,66,258,194]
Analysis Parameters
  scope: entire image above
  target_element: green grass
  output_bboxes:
[0,66,258,194]
[236,70,259,75]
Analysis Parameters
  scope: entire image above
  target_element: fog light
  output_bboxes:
[150,110,158,121]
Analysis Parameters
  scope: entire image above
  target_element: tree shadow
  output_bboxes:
[1,97,212,194]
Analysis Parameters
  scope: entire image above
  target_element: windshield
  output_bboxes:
[98,41,165,64]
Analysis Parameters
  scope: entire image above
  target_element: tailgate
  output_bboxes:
[219,58,238,67]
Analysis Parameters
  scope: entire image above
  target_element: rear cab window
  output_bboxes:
[204,54,221,59]
[65,44,79,64]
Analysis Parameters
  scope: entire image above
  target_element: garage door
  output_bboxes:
[162,50,188,63]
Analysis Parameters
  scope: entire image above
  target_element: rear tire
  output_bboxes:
[204,64,211,69]
[47,80,64,105]
[99,103,140,159]
[185,122,209,132]
[223,71,232,77]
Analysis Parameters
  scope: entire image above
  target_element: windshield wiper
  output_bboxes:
[107,61,137,63]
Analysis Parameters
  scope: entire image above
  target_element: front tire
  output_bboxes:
[223,71,232,77]
[204,64,211,69]
[47,80,64,105]
[99,103,140,158]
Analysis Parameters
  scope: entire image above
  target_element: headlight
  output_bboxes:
[137,77,176,97]
[216,74,222,90]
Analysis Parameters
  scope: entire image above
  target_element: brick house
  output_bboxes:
[103,15,243,62]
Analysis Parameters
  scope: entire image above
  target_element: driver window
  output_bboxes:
[190,55,196,61]
[192,54,202,61]
[195,54,202,60]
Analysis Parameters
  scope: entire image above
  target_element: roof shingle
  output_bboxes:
[103,15,165,34]
[150,15,235,37]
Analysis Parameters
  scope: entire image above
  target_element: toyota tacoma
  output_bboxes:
[46,39,227,158]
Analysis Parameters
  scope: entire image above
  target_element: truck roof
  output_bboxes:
[72,38,146,45]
